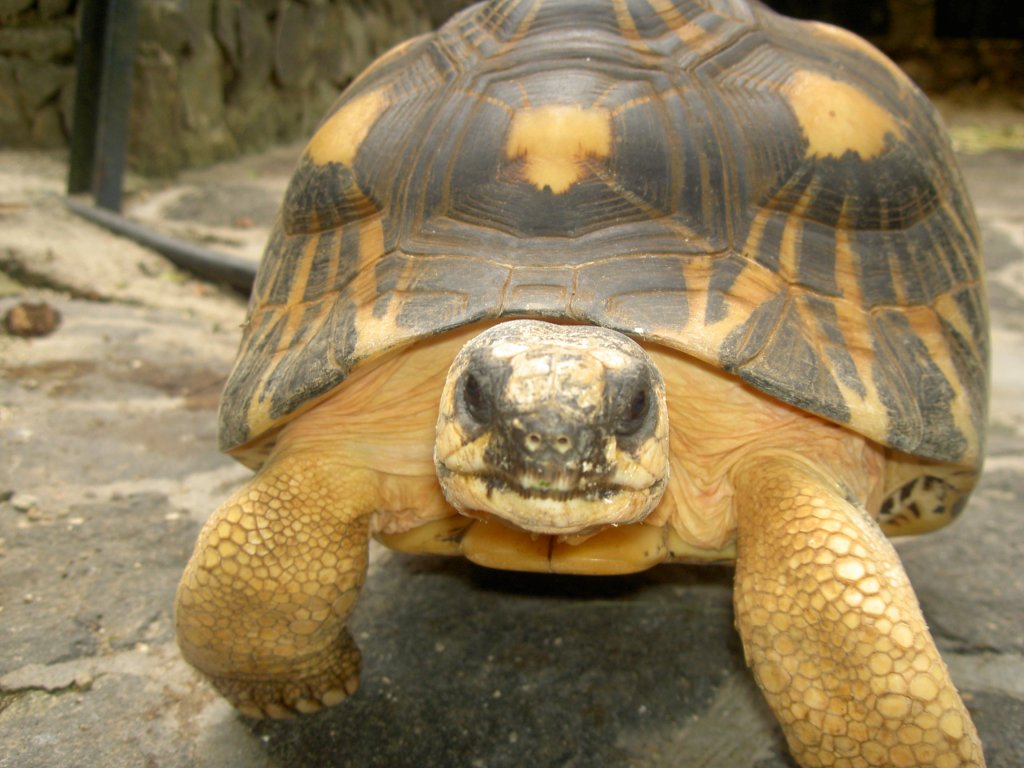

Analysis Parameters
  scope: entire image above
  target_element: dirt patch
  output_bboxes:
[128,359,227,411]
[2,358,225,409]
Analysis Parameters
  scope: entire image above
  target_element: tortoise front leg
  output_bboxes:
[732,455,985,767]
[175,451,375,718]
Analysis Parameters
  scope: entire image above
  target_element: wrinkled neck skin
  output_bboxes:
[273,322,886,552]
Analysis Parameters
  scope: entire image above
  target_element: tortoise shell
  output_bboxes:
[220,0,988,522]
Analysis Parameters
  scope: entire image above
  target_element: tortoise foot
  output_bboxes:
[734,457,986,767]
[206,643,361,719]
[175,453,375,718]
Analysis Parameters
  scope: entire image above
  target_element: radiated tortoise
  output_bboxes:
[176,1,990,765]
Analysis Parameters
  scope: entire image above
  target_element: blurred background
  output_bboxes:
[2,0,1021,176]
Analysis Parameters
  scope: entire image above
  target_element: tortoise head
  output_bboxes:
[435,320,669,535]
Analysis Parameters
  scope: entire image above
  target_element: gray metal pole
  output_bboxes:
[67,0,139,212]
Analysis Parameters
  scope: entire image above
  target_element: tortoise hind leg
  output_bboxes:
[732,455,985,767]
[175,451,376,718]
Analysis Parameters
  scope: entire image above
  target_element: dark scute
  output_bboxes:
[753,210,785,274]
[573,256,689,331]
[299,229,354,304]
[953,286,990,375]
[623,0,675,39]
[872,311,966,460]
[282,159,379,236]
[251,225,287,305]
[266,298,358,424]
[662,90,731,240]
[391,256,508,333]
[611,89,676,218]
[502,266,576,315]
[805,295,866,398]
[706,255,746,325]
[795,223,839,297]
[445,152,654,238]
[727,301,851,424]
[850,208,977,310]
[217,311,288,450]
[856,230,900,307]
[700,89,809,249]
[372,252,407,301]
[942,317,986,435]
[719,292,785,370]
[512,0,621,38]
[806,143,942,231]
[267,234,309,307]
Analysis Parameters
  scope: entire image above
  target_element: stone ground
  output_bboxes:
[1,125,1022,766]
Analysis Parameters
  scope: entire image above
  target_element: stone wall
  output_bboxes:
[130,0,474,174]
[1,0,1020,176]
[0,0,77,148]
[0,0,473,175]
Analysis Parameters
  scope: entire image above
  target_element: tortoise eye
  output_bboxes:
[461,373,492,425]
[616,387,650,437]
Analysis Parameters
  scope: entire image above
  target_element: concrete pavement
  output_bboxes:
[1,141,1021,767]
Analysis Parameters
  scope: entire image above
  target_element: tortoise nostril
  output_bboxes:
[522,432,573,454]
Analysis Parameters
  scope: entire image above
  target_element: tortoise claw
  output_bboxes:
[208,666,361,720]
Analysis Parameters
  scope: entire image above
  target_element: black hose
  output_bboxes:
[64,197,258,294]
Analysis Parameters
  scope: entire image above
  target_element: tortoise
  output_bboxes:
[175,0,990,765]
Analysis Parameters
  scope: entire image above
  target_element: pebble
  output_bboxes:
[11,493,38,512]
[3,301,62,338]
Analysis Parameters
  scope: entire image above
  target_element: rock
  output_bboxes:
[12,58,70,110]
[58,70,74,136]
[178,32,238,167]
[313,4,352,86]
[37,0,73,19]
[136,0,195,56]
[129,45,186,176]
[0,0,34,16]
[30,103,65,146]
[429,0,475,27]
[212,0,239,69]
[10,494,38,513]
[0,23,75,62]
[338,3,371,82]
[3,302,61,338]
[233,3,272,99]
[0,661,94,693]
[0,57,30,144]
[363,7,393,58]
[182,0,214,46]
[180,32,225,131]
[273,1,315,89]
[224,86,291,152]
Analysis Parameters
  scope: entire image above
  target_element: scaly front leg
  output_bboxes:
[175,451,376,718]
[732,455,985,767]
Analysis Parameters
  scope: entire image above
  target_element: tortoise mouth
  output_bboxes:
[477,469,619,502]
[440,470,659,535]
